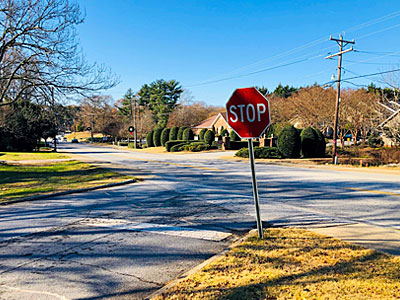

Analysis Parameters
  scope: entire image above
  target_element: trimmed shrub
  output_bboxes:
[146,130,154,147]
[170,143,188,152]
[236,146,282,159]
[204,130,215,146]
[184,142,210,152]
[165,140,188,152]
[169,126,179,141]
[277,125,301,158]
[199,128,207,140]
[315,128,326,157]
[182,128,194,141]
[211,140,219,149]
[230,130,241,141]
[220,128,229,137]
[161,128,170,146]
[177,126,187,140]
[267,122,286,138]
[153,128,163,147]
[300,127,318,158]
[368,133,384,148]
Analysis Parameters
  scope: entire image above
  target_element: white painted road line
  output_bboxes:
[82,218,232,242]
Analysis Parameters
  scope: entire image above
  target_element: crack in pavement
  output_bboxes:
[43,258,163,286]
[0,231,115,275]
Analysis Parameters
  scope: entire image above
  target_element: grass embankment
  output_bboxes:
[154,228,400,300]
[0,151,135,203]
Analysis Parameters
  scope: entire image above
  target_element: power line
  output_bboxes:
[354,50,400,57]
[345,59,399,65]
[323,68,400,86]
[185,54,324,87]
[186,10,400,88]
[343,9,400,33]
[354,23,400,41]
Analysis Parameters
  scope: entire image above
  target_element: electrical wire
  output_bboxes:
[185,54,325,87]
[186,9,400,88]
[345,60,399,65]
[355,50,400,57]
[343,9,400,33]
[342,67,399,88]
[323,68,400,86]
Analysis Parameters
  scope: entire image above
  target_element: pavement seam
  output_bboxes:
[145,229,257,300]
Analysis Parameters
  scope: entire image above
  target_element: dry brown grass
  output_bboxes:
[153,228,400,300]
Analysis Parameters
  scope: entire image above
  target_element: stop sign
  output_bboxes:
[226,87,270,138]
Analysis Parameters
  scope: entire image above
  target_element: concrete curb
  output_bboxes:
[0,179,136,206]
[145,229,257,300]
[221,156,400,175]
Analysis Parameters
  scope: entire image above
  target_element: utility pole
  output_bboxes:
[51,87,57,152]
[325,35,354,165]
[130,95,138,149]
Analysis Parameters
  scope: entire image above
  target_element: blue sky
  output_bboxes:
[76,0,400,106]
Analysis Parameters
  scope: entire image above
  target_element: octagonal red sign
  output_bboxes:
[226,87,270,139]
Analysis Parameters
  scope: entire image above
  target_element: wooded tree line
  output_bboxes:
[73,79,223,142]
[262,84,390,146]
[0,0,116,150]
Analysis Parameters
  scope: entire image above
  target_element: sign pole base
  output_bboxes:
[248,138,264,239]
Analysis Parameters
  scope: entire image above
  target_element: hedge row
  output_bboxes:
[165,140,191,152]
[235,146,282,159]
[145,126,192,148]
[170,141,210,152]
[236,125,327,159]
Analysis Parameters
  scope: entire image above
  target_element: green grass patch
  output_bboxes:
[0,151,69,161]
[0,160,135,202]
[153,228,400,300]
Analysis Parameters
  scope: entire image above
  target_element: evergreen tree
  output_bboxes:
[138,79,183,128]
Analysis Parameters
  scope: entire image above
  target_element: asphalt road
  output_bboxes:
[1,143,400,299]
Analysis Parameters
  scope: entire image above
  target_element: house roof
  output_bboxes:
[193,113,228,129]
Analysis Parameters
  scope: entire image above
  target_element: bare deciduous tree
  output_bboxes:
[79,95,114,136]
[0,0,118,107]
[341,88,380,144]
[289,86,336,131]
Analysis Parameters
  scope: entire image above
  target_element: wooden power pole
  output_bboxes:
[130,95,138,149]
[325,35,354,165]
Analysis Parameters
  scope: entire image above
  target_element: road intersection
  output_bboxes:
[1,143,400,299]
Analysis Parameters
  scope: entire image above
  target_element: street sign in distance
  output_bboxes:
[226,87,270,139]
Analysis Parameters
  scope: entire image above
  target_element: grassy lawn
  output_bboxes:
[0,151,69,161]
[154,228,400,300]
[0,152,135,202]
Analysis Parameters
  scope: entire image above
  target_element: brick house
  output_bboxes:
[192,113,230,135]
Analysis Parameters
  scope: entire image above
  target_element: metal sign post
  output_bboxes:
[247,138,264,239]
[226,87,270,240]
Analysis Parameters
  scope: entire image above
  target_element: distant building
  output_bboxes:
[192,113,230,135]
